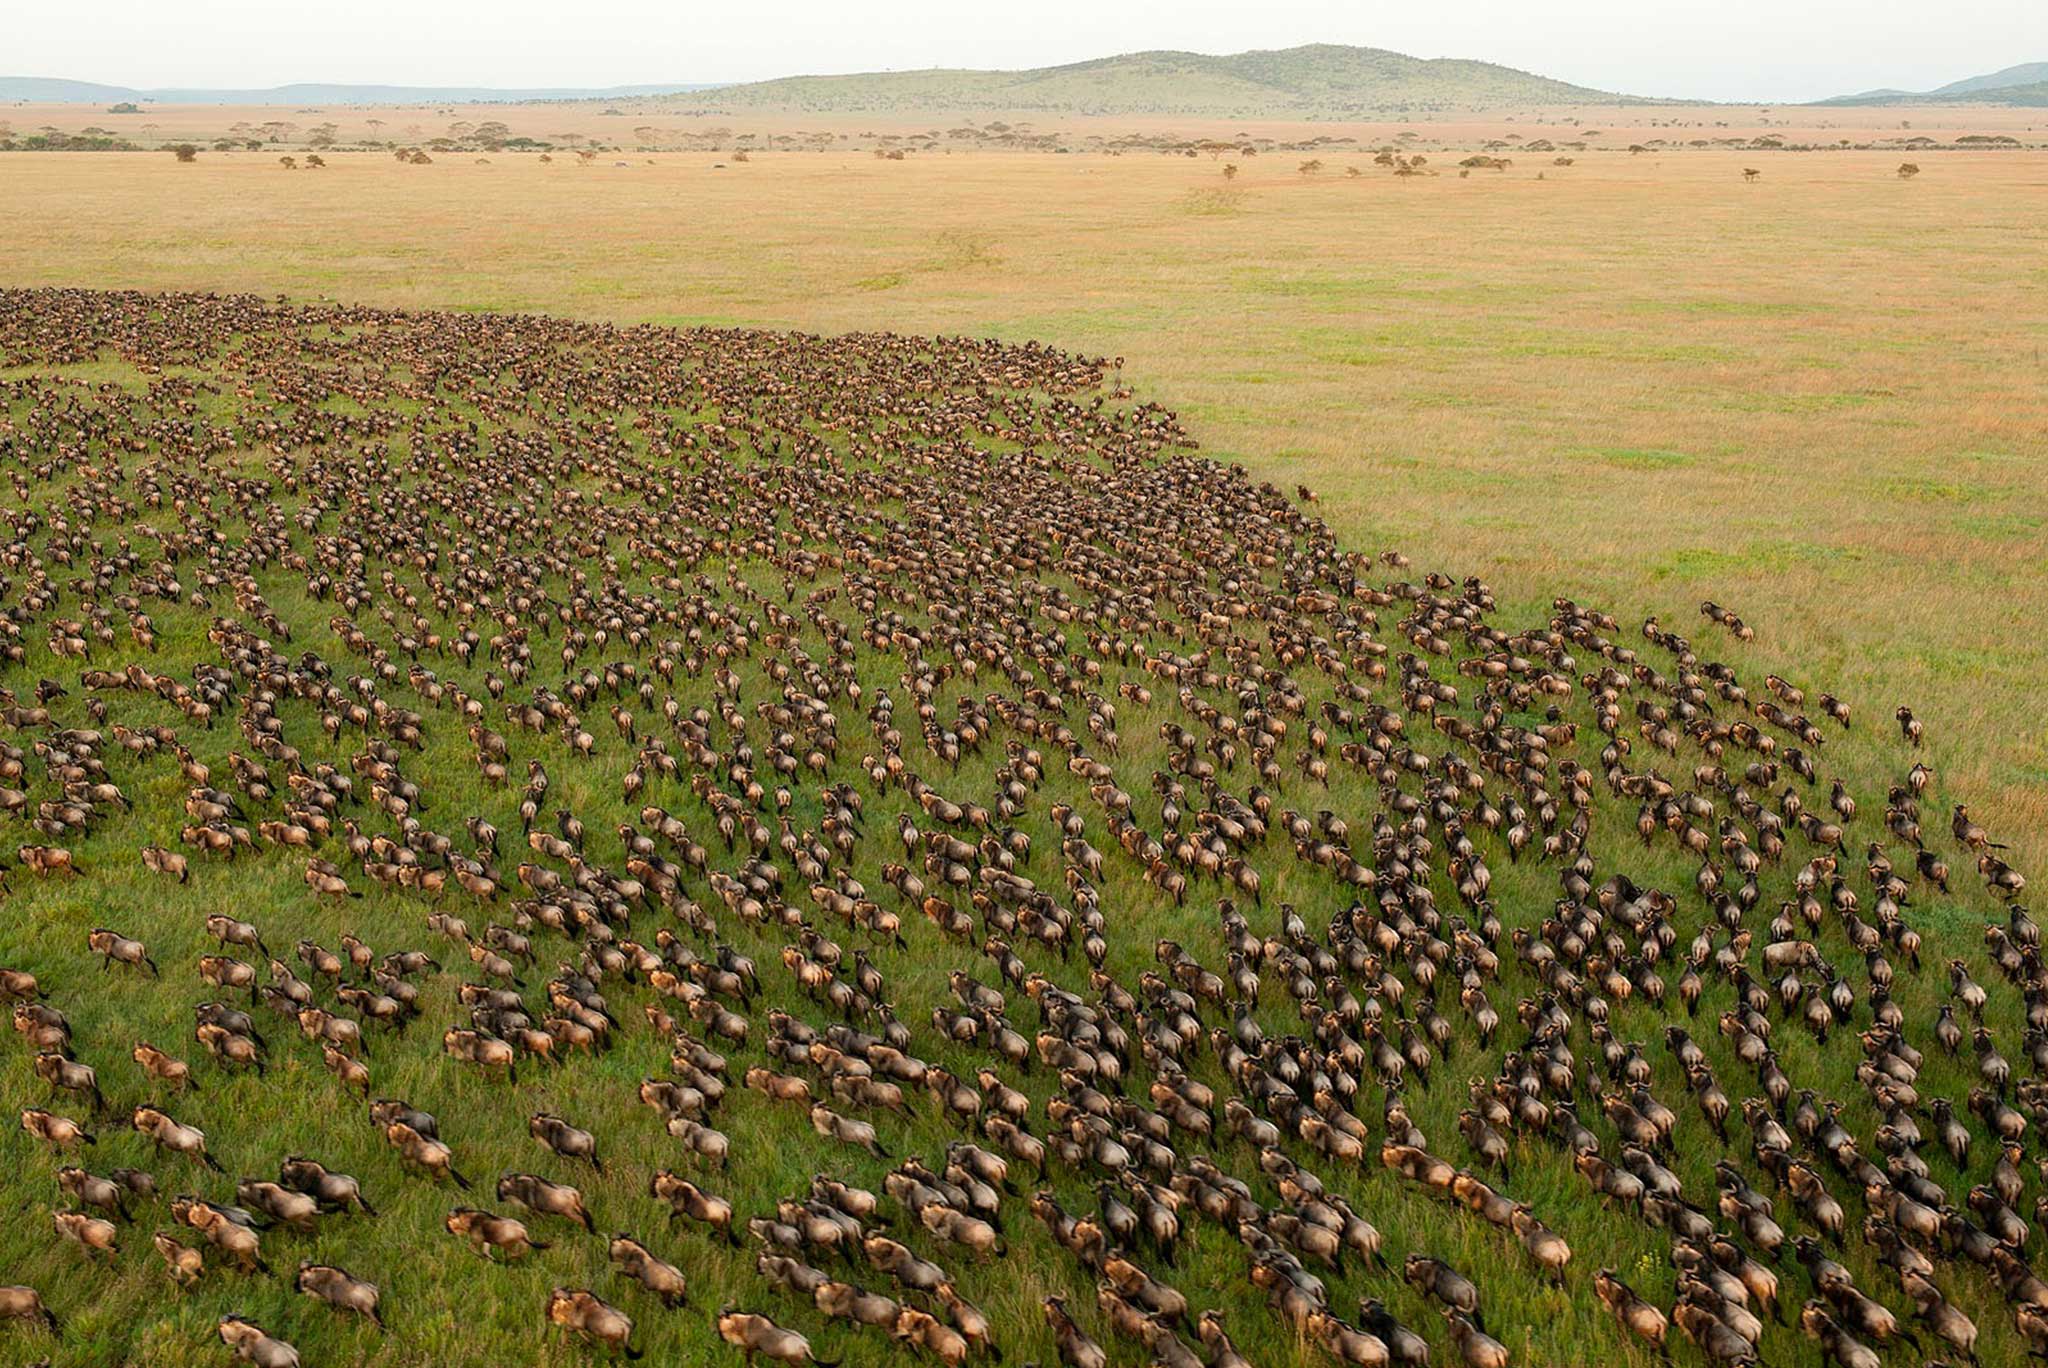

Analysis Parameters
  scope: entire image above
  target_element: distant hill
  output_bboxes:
[0,77,718,105]
[1930,61,2048,95]
[659,44,1653,116]
[1821,62,2048,106]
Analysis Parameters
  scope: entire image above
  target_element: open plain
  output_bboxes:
[4,141,2043,857]
[0,112,2043,1368]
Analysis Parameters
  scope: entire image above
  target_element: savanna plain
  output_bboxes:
[0,123,2042,1368]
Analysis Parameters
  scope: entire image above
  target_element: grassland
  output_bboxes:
[1,142,2041,870]
[0,137,2042,1368]
[0,279,2028,1368]
[5,95,2044,159]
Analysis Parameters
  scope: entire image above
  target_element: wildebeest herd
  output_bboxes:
[0,286,2034,1367]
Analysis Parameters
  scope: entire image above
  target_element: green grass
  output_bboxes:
[0,290,2033,1368]
[1569,446,1694,469]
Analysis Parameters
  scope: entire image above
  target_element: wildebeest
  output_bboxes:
[447,1207,549,1260]
[0,285,2036,1368]
[547,1287,642,1358]
[218,1315,300,1368]
[385,1121,467,1188]
[610,1234,689,1308]
[0,1284,59,1333]
[279,1157,377,1216]
[500,1172,595,1232]
[87,927,154,974]
[132,1106,220,1170]
[652,1170,737,1244]
[296,1262,384,1326]
[716,1307,838,1366]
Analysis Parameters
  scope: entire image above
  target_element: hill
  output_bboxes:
[1821,61,2048,105]
[1930,60,2048,95]
[659,43,1652,116]
[0,77,717,104]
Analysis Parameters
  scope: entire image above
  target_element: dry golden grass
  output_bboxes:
[2,142,2043,863]
[7,97,2047,149]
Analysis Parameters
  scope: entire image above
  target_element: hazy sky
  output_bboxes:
[10,0,2044,103]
